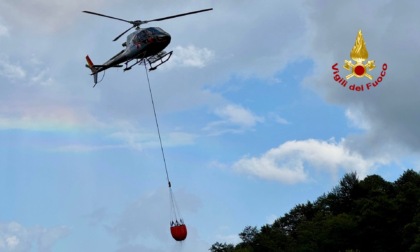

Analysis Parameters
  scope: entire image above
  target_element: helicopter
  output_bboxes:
[83,8,213,87]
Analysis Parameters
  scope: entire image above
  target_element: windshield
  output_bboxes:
[148,27,168,35]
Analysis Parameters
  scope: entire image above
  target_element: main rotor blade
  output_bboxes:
[113,26,135,41]
[83,11,133,24]
[142,8,213,24]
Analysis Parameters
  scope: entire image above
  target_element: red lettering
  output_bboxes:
[332,63,339,75]
[330,62,387,91]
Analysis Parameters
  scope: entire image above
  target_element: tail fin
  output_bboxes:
[85,55,98,87]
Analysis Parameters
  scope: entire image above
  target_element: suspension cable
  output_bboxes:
[143,61,171,188]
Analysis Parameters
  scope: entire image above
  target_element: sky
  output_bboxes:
[1,0,420,251]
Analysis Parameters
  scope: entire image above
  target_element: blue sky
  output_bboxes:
[1,0,420,251]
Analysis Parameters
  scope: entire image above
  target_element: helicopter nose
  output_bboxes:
[156,34,171,47]
[162,34,171,43]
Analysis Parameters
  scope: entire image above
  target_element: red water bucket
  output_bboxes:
[170,224,187,241]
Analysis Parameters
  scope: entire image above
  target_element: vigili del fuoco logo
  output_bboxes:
[331,30,388,91]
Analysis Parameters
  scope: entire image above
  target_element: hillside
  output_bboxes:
[210,170,420,252]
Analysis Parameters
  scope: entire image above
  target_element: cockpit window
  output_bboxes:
[136,30,147,41]
[148,28,158,34]
[148,27,166,35]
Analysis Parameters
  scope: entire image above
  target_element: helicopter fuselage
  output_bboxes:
[102,27,171,68]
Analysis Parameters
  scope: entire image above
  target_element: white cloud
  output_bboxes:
[0,0,106,34]
[233,139,389,184]
[36,226,70,252]
[0,235,19,251]
[204,104,263,135]
[0,54,55,87]
[165,45,215,69]
[0,57,26,80]
[0,222,69,252]
[30,67,55,86]
[234,153,308,184]
[108,187,202,251]
[268,113,290,125]
[215,104,263,127]
[109,128,155,151]
[345,108,371,130]
[166,131,197,146]
[109,125,197,151]
[0,105,100,132]
[0,23,9,37]
[54,143,125,153]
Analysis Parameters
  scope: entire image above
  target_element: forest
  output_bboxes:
[210,170,420,252]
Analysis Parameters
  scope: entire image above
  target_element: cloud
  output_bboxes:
[204,104,263,135]
[0,56,26,80]
[54,143,125,153]
[0,23,9,37]
[215,104,263,127]
[345,108,371,130]
[0,104,100,132]
[30,67,54,86]
[233,139,389,184]
[0,55,57,87]
[171,1,311,79]
[166,45,215,69]
[109,123,197,151]
[0,222,69,252]
[108,128,158,151]
[302,0,420,159]
[0,0,106,34]
[84,207,109,226]
[107,187,202,251]
[36,226,70,252]
[268,113,290,125]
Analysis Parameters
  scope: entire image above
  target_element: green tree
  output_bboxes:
[327,172,360,214]
[238,226,258,245]
[394,170,420,251]
[209,242,235,252]
[253,224,291,252]
[210,170,420,252]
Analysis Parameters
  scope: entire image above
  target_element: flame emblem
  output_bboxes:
[343,30,375,80]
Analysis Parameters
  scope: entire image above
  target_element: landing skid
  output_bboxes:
[123,51,173,72]
[123,59,141,72]
[147,51,173,71]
